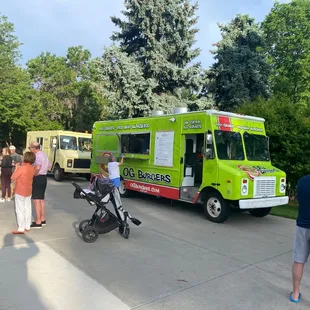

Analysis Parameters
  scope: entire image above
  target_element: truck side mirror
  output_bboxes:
[205,131,215,159]
[52,137,57,149]
[205,148,213,159]
[206,134,212,144]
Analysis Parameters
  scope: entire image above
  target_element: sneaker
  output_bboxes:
[6,198,11,202]
[0,198,5,203]
[30,222,42,229]
[41,220,47,226]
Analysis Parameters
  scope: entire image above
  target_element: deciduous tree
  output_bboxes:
[262,0,310,104]
[238,96,310,194]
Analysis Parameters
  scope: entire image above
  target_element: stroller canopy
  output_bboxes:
[94,177,114,197]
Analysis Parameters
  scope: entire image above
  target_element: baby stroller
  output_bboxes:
[72,177,141,243]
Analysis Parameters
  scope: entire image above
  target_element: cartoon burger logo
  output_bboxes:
[238,165,261,180]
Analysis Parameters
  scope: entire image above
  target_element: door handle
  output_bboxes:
[180,157,184,164]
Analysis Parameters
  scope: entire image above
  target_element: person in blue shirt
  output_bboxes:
[291,174,310,303]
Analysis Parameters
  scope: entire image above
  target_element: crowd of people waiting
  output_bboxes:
[0,142,49,234]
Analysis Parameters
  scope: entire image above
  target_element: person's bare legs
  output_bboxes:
[33,200,41,224]
[292,262,304,299]
[40,200,46,222]
[10,183,15,199]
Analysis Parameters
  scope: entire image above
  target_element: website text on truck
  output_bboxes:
[90,108,289,223]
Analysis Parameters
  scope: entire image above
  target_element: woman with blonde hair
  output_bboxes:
[0,147,13,202]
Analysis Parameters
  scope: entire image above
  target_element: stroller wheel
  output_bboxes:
[119,226,124,234]
[79,220,90,233]
[82,227,99,243]
[123,227,130,239]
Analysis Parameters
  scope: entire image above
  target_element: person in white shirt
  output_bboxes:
[107,155,124,188]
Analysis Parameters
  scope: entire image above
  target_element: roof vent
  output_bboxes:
[151,111,164,116]
[173,107,188,114]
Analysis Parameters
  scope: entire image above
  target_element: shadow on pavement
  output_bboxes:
[0,234,47,310]
[72,220,84,240]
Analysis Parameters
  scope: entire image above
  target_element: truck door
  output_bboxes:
[182,135,196,187]
[180,134,204,201]
[49,136,58,170]
[202,130,218,188]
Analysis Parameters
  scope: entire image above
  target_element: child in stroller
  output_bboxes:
[72,176,141,243]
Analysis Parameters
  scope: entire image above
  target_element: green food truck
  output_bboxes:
[90,108,288,223]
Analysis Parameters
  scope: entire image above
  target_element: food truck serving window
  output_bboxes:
[121,133,150,154]
[214,130,244,160]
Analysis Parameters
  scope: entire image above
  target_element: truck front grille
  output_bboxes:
[254,177,276,198]
[73,159,91,169]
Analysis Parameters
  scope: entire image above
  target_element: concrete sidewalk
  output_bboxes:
[0,233,129,310]
[0,178,310,310]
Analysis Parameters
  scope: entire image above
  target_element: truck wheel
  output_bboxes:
[119,179,131,198]
[54,166,64,182]
[249,208,272,217]
[203,192,230,223]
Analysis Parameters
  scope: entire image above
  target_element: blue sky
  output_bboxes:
[1,0,283,68]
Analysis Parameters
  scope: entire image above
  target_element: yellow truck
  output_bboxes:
[26,130,92,181]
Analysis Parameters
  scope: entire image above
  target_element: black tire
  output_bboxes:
[249,208,272,217]
[119,225,124,235]
[119,178,131,198]
[54,166,64,182]
[79,220,89,233]
[203,191,230,223]
[85,174,91,181]
[82,227,99,243]
[123,227,130,239]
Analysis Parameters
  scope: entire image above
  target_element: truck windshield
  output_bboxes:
[214,130,245,160]
[60,136,78,150]
[78,137,91,152]
[243,132,270,161]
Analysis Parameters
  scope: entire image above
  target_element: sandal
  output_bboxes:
[289,292,302,303]
[11,230,24,235]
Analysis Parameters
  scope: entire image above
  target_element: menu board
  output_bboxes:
[154,131,174,167]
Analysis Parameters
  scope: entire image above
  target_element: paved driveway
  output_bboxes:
[0,177,309,309]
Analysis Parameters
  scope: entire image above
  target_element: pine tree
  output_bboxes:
[208,14,271,111]
[111,0,202,96]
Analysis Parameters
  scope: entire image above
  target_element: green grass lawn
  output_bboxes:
[271,202,298,220]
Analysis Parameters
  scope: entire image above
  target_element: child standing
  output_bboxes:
[108,155,125,221]
[108,155,124,188]
[10,152,36,234]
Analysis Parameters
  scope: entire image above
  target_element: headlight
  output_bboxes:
[280,178,286,193]
[67,159,73,167]
[241,179,248,196]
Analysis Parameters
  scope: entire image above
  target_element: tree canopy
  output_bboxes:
[262,0,310,104]
[0,14,61,146]
[107,0,204,117]
[208,14,271,111]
